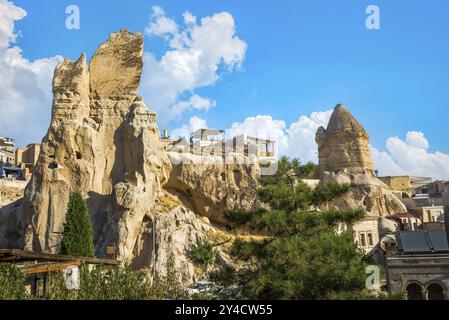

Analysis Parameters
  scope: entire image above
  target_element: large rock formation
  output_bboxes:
[0,30,251,284]
[316,105,406,216]
[165,153,262,224]
[19,30,168,262]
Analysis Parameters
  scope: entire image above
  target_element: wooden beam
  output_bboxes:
[20,262,81,275]
[6,249,118,265]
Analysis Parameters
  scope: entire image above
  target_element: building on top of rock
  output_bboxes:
[15,143,41,181]
[316,104,374,175]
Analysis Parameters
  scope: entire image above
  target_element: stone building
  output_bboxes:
[386,226,449,300]
[167,129,277,161]
[352,215,397,254]
[386,213,421,231]
[401,195,445,223]
[15,144,41,180]
[0,137,15,165]
[380,176,448,200]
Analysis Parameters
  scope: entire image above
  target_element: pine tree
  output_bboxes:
[217,157,378,300]
[60,191,95,258]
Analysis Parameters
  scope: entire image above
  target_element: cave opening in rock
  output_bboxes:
[48,162,59,169]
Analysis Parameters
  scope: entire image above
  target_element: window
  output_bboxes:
[367,233,374,246]
[359,233,366,247]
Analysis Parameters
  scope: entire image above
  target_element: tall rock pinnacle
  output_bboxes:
[315,104,406,216]
[316,104,374,175]
[20,30,166,258]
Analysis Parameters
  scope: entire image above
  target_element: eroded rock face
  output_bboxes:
[316,105,406,216]
[0,181,26,248]
[151,206,215,284]
[89,31,143,97]
[19,30,169,262]
[321,171,406,216]
[165,153,262,224]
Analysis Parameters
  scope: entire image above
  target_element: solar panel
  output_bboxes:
[397,230,449,254]
[427,231,449,252]
[398,231,431,253]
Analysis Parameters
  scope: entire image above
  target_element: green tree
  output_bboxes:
[60,191,95,258]
[219,157,379,300]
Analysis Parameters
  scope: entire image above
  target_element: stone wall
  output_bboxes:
[387,254,449,299]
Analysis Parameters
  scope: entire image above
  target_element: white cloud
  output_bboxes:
[227,115,289,151]
[405,131,429,150]
[171,115,208,139]
[372,131,449,180]
[141,7,247,124]
[0,0,62,146]
[144,6,178,37]
[284,110,333,163]
[170,94,216,119]
[0,0,26,47]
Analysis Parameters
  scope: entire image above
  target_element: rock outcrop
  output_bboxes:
[316,105,406,216]
[19,30,168,262]
[0,30,252,284]
[316,104,374,175]
[0,181,27,248]
[165,153,262,224]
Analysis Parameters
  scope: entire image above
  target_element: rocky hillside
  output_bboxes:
[0,30,257,284]
[0,31,408,286]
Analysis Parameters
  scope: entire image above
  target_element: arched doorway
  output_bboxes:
[427,283,446,300]
[406,283,424,300]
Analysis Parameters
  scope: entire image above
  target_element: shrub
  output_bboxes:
[60,191,95,257]
[0,263,27,300]
[43,260,187,300]
[190,239,216,268]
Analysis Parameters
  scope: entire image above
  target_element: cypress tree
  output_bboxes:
[60,191,95,258]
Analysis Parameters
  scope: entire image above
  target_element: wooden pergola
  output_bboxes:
[0,249,118,267]
[0,249,119,297]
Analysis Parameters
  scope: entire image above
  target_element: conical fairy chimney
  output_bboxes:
[316,104,374,175]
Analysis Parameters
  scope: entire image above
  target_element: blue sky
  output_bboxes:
[2,0,449,178]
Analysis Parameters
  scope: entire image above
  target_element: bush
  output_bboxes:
[42,260,187,300]
[60,191,95,257]
[0,263,27,300]
[190,239,216,268]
